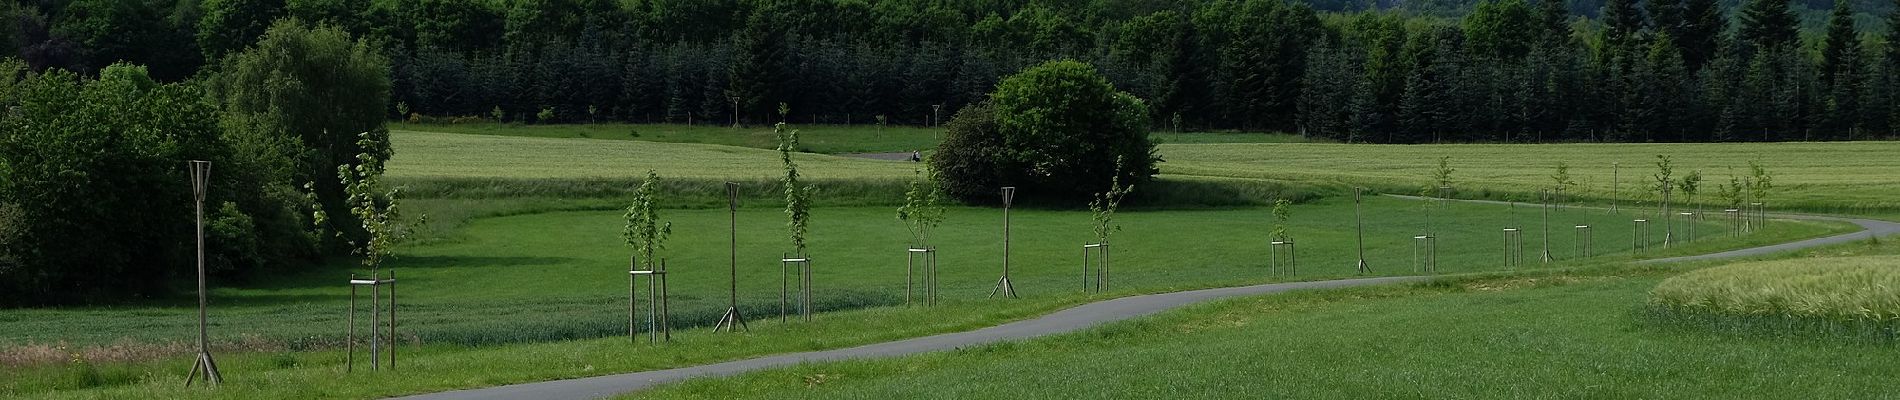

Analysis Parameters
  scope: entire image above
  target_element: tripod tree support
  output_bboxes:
[1354,188,1371,274]
[186,160,222,386]
[714,182,748,332]
[991,187,1019,298]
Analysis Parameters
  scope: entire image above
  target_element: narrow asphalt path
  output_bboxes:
[397,197,1899,400]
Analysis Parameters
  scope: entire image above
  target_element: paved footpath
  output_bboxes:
[397,197,1900,400]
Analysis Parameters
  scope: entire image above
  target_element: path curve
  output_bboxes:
[397,199,1899,400]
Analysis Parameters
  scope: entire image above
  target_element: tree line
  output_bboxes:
[0,20,387,306]
[4,0,1898,142]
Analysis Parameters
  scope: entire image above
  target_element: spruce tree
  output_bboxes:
[1678,0,1726,69]
[1819,0,1862,138]
[1737,0,1798,55]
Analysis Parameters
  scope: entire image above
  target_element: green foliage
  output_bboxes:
[939,59,1157,203]
[1430,156,1456,195]
[196,0,286,62]
[331,132,418,272]
[1651,155,1675,201]
[1463,0,1536,60]
[1088,159,1136,243]
[210,19,390,250]
[1748,161,1774,203]
[1677,169,1703,207]
[1550,161,1575,200]
[1270,198,1293,241]
[777,123,816,253]
[1718,167,1748,209]
[896,162,946,247]
[1737,0,1799,54]
[622,170,671,270]
[0,64,228,305]
[537,106,555,123]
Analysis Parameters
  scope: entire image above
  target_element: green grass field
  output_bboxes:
[1644,255,1900,341]
[390,122,1312,154]
[1160,141,1900,213]
[3,126,1895,399]
[630,239,1900,400]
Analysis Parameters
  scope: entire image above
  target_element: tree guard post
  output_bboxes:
[345,273,396,372]
[1724,208,1742,236]
[1501,228,1522,269]
[1632,219,1650,255]
[1574,225,1593,258]
[714,182,748,332]
[185,160,222,386]
[1269,240,1296,277]
[780,254,813,322]
[1354,187,1371,275]
[1680,212,1698,242]
[1412,235,1436,274]
[1611,162,1620,213]
[1540,190,1554,263]
[1750,202,1766,232]
[1081,243,1109,292]
[630,257,671,342]
[991,187,1019,299]
[906,247,937,306]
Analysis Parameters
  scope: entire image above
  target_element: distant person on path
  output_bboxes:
[911,150,921,162]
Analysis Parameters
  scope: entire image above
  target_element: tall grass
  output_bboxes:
[1643,253,1900,341]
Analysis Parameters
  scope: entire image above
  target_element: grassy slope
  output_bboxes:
[631,240,1900,399]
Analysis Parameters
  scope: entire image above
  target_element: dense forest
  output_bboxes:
[5,0,1899,143]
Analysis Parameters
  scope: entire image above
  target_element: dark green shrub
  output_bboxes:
[932,60,1157,204]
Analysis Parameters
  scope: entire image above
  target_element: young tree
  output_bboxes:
[778,123,814,254]
[1651,155,1676,244]
[316,132,420,275]
[896,161,945,248]
[1747,160,1774,208]
[1090,158,1136,246]
[1270,198,1293,242]
[1678,169,1704,222]
[1551,161,1576,205]
[623,170,671,270]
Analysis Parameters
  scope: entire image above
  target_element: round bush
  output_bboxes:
[932,60,1156,203]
